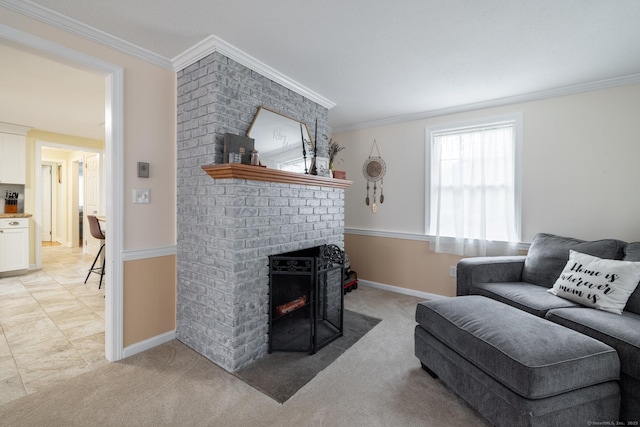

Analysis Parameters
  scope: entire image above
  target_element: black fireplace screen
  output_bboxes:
[268,244,345,354]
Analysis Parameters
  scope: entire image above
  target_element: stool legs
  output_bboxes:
[85,243,105,289]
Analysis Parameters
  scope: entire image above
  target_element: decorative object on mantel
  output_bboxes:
[332,170,347,179]
[250,149,260,166]
[300,124,309,173]
[362,139,386,214]
[310,119,319,175]
[224,133,254,164]
[328,138,346,178]
[315,156,330,177]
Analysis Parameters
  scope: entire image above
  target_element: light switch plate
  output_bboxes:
[133,188,150,204]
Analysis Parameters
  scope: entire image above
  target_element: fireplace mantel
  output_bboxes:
[201,163,352,189]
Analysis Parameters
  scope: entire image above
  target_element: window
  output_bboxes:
[427,113,522,256]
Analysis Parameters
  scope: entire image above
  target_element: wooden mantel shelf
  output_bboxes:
[201,163,353,189]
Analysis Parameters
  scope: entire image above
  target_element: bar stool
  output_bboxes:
[84,215,105,289]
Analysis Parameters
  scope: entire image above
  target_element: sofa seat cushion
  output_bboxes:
[470,282,581,317]
[546,307,640,379]
[416,296,620,399]
[523,233,627,288]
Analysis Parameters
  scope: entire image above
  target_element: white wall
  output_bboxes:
[336,83,640,243]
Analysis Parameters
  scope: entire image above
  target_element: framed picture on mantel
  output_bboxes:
[315,156,330,177]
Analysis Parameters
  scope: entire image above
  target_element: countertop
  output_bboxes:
[0,213,32,218]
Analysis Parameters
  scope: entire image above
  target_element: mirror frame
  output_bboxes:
[247,106,314,170]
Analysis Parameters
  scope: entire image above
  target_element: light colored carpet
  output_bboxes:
[0,285,487,426]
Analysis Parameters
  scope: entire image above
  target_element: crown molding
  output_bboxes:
[0,122,32,135]
[172,34,336,110]
[332,73,640,134]
[0,0,174,70]
[2,0,336,109]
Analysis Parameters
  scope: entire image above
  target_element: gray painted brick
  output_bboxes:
[177,51,342,373]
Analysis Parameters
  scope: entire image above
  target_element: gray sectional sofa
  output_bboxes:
[415,233,640,425]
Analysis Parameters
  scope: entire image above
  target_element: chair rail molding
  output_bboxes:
[122,245,177,261]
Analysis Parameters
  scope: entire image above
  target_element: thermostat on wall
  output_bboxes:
[138,162,149,178]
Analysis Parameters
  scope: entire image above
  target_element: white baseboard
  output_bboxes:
[359,279,449,301]
[122,330,176,359]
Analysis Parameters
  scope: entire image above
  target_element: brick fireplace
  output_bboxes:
[175,50,344,372]
[176,164,349,371]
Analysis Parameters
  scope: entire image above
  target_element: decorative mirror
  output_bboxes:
[247,106,314,172]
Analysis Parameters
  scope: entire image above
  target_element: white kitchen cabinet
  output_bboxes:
[0,132,26,184]
[0,218,29,272]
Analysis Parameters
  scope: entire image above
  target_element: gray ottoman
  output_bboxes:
[415,296,621,426]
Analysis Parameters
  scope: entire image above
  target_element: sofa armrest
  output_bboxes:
[456,256,527,296]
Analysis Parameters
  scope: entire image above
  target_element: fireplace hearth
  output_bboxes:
[269,244,344,354]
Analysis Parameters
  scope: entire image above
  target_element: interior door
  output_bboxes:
[84,153,101,256]
[41,164,52,242]
[71,160,81,247]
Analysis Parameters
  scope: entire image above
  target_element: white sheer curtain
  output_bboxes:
[430,122,520,256]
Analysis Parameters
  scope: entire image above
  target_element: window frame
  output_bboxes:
[424,113,523,245]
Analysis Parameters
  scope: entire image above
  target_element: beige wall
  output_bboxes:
[345,234,461,296]
[123,255,176,347]
[1,7,177,347]
[337,84,640,296]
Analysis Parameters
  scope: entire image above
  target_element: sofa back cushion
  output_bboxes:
[622,242,640,314]
[523,233,627,288]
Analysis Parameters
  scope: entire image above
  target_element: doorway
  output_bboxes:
[39,147,101,253]
[1,25,125,362]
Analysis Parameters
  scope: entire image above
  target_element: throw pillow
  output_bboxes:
[548,250,640,314]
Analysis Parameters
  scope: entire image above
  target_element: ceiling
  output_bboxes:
[0,42,105,140]
[3,0,640,139]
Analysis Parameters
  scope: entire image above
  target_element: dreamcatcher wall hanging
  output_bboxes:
[362,139,386,214]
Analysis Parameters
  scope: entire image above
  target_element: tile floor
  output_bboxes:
[0,246,105,406]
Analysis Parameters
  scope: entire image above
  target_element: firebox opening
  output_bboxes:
[269,245,345,354]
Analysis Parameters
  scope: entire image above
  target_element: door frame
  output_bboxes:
[1,23,125,362]
[40,163,54,243]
